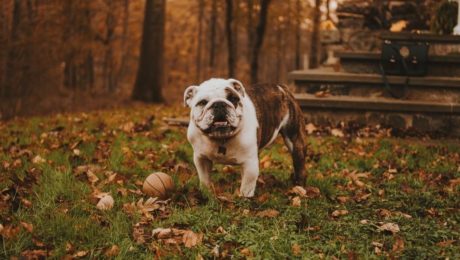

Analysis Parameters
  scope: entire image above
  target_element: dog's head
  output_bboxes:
[184,78,245,139]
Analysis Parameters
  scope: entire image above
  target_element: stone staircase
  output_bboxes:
[289,32,460,136]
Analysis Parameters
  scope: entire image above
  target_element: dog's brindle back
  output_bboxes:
[245,83,307,184]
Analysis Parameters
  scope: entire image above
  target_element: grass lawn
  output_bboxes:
[1,104,459,259]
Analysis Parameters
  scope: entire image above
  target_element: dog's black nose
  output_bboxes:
[211,101,227,120]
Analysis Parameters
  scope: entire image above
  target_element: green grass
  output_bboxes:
[0,104,459,259]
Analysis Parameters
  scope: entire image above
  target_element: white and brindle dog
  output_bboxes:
[184,78,306,197]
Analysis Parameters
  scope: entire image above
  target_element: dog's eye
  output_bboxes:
[227,95,240,107]
[196,100,208,106]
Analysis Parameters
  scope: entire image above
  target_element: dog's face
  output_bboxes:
[184,78,245,139]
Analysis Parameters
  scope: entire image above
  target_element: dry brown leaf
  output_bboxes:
[331,209,349,218]
[211,245,220,257]
[240,247,252,257]
[32,155,46,164]
[0,224,3,233]
[436,240,455,247]
[73,250,88,258]
[378,222,400,234]
[133,223,146,244]
[331,128,344,137]
[377,209,392,218]
[20,198,32,208]
[216,226,227,234]
[104,245,120,257]
[86,170,99,184]
[20,221,34,233]
[291,196,302,207]
[96,194,114,210]
[21,249,48,258]
[256,209,280,218]
[0,225,20,239]
[336,196,349,204]
[392,237,405,253]
[305,123,317,134]
[305,186,321,198]
[292,243,301,256]
[182,230,203,248]
[371,241,383,248]
[289,186,307,197]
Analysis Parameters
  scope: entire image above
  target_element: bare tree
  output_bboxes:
[132,0,166,102]
[295,0,302,70]
[196,0,204,82]
[250,0,271,84]
[309,0,321,69]
[225,0,235,77]
[209,0,218,68]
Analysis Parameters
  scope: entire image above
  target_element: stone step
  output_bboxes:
[336,51,460,76]
[294,94,460,114]
[288,69,460,89]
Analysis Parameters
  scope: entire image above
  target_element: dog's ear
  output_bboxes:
[228,79,245,97]
[184,85,198,107]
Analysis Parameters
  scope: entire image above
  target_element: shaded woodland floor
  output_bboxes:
[0,104,459,258]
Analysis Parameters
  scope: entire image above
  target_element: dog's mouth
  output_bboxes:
[203,120,237,139]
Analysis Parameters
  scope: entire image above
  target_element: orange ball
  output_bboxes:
[142,172,174,199]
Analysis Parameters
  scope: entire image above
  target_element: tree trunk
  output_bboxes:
[309,0,321,69]
[116,0,130,89]
[209,0,217,68]
[250,0,271,84]
[247,0,254,62]
[132,0,166,102]
[196,0,204,82]
[225,0,235,78]
[295,0,302,70]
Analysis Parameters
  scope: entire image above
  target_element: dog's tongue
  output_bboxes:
[213,121,228,127]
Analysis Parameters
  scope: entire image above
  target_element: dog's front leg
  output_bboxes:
[194,155,213,189]
[240,157,259,197]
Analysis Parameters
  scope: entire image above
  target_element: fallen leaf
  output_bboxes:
[305,123,317,134]
[0,225,20,239]
[133,223,146,244]
[336,196,349,204]
[216,226,227,234]
[96,194,114,210]
[32,155,46,164]
[104,245,120,257]
[305,186,321,198]
[288,186,307,197]
[182,230,203,248]
[21,249,48,258]
[371,241,383,248]
[292,243,301,256]
[86,170,99,184]
[240,247,252,257]
[378,222,400,234]
[331,128,344,137]
[20,221,34,233]
[436,240,455,247]
[256,209,279,218]
[331,209,349,218]
[360,219,369,224]
[211,245,219,257]
[73,250,88,258]
[392,237,405,253]
[291,196,302,207]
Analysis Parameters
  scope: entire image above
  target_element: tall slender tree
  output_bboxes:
[132,0,166,102]
[250,0,271,84]
[225,0,235,78]
[309,0,321,69]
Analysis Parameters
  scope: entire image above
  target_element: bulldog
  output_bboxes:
[184,78,306,197]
